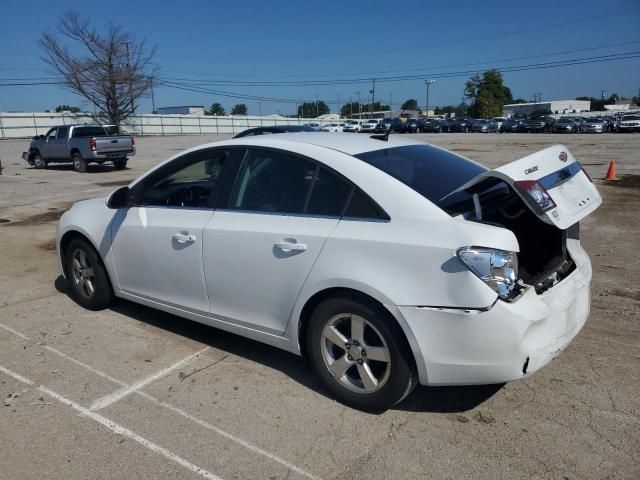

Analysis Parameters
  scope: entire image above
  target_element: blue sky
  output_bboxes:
[1,0,639,115]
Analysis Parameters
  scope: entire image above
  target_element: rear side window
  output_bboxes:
[306,167,351,216]
[232,149,316,214]
[343,188,387,220]
[354,145,486,207]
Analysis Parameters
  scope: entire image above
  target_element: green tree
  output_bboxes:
[340,102,361,117]
[297,101,329,118]
[464,70,513,118]
[633,96,640,107]
[207,103,226,116]
[231,103,247,115]
[401,99,418,111]
[511,98,528,104]
[55,104,81,113]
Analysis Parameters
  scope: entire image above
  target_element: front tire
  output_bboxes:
[307,296,416,412]
[65,238,113,310]
[72,153,87,173]
[32,152,47,169]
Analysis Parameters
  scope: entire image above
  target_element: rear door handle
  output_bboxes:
[274,240,307,251]
[173,233,196,244]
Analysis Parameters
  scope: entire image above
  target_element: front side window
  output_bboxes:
[45,128,58,140]
[139,149,240,208]
[57,127,69,139]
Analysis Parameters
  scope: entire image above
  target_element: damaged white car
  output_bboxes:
[56,133,601,411]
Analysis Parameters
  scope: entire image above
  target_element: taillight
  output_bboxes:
[89,138,96,151]
[131,136,135,146]
[515,180,556,212]
[581,167,593,183]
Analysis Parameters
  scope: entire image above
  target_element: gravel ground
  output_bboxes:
[0,132,638,480]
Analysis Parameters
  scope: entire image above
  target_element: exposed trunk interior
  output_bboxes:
[444,181,575,293]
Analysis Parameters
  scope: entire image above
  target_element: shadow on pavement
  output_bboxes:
[55,275,502,413]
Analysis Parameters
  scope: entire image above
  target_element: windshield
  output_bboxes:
[354,144,486,208]
[622,115,640,120]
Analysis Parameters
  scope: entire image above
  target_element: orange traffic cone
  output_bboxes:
[605,161,619,181]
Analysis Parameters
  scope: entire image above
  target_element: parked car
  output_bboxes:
[303,123,321,131]
[524,116,554,133]
[57,133,601,411]
[449,118,474,133]
[471,119,499,133]
[321,123,346,132]
[22,124,135,172]
[373,118,401,133]
[397,118,421,133]
[360,119,382,133]
[580,118,608,134]
[420,119,444,133]
[500,118,527,133]
[552,117,580,133]
[343,120,365,133]
[616,114,640,133]
[233,125,317,138]
[440,118,458,132]
[492,117,507,130]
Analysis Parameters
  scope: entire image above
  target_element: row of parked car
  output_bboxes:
[320,113,640,134]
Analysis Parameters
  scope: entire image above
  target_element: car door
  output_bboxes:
[111,148,243,315]
[40,128,58,159]
[203,147,352,334]
[52,126,69,158]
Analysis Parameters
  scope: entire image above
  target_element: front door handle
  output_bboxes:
[274,240,307,251]
[173,233,196,244]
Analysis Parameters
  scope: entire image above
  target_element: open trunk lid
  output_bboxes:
[442,145,602,230]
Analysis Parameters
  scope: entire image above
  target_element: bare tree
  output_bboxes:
[39,12,157,126]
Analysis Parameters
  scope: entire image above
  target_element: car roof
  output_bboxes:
[217,132,423,156]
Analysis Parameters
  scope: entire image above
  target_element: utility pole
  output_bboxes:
[370,78,376,118]
[349,97,353,117]
[356,91,361,117]
[600,90,606,100]
[150,77,156,113]
[424,80,435,118]
[124,42,135,115]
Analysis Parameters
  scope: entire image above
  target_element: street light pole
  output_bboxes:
[424,79,435,118]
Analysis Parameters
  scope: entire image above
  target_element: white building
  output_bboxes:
[155,105,206,115]
[503,100,591,117]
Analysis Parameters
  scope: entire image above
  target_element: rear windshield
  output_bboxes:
[72,127,107,137]
[354,144,486,207]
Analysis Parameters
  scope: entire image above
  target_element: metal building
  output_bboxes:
[155,105,206,115]
[503,100,591,117]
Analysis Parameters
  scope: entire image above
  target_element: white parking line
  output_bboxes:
[89,346,210,411]
[0,364,222,480]
[0,321,322,480]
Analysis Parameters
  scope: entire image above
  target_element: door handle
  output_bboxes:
[173,233,196,244]
[274,240,307,251]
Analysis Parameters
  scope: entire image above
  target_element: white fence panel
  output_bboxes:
[0,112,335,139]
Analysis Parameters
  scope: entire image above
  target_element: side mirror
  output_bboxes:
[106,186,131,209]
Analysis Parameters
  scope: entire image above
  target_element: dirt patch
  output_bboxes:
[39,239,57,251]
[607,174,640,189]
[96,180,131,187]
[3,202,73,227]
[608,288,640,302]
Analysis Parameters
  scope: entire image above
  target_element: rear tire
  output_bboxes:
[65,238,113,310]
[307,295,417,412]
[32,152,46,169]
[113,158,128,170]
[72,153,87,173]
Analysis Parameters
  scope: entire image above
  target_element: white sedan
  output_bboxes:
[57,133,601,411]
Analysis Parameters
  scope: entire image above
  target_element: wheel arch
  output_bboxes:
[70,148,82,158]
[296,286,420,377]
[59,229,114,295]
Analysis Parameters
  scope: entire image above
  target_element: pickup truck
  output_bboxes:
[22,124,135,172]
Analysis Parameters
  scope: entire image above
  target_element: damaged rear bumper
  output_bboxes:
[397,240,591,386]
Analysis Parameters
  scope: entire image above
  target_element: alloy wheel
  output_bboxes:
[320,313,391,394]
[71,248,95,299]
